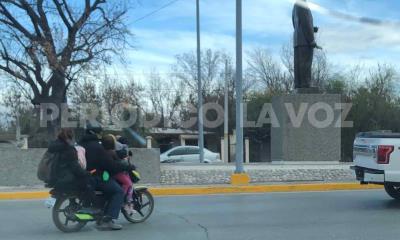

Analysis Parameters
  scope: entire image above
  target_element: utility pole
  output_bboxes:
[15,94,21,142]
[235,0,244,173]
[224,59,229,163]
[196,0,204,163]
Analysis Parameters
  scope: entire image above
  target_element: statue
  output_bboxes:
[292,0,321,92]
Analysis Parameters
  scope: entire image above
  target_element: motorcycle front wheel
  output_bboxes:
[122,188,154,223]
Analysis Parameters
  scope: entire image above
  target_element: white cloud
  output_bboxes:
[320,23,400,53]
[129,28,237,69]
[129,50,175,67]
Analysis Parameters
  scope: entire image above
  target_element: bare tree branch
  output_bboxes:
[52,0,72,29]
[0,2,36,39]
[0,0,131,107]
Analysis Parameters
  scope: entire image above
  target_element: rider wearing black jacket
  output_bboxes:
[81,134,134,177]
[48,129,97,214]
[49,139,88,185]
[79,123,125,231]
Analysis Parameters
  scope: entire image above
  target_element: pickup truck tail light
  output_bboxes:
[377,145,394,164]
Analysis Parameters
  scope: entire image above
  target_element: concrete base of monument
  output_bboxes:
[295,87,321,94]
[271,94,342,162]
[230,173,251,185]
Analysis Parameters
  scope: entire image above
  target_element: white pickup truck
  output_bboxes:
[351,131,400,200]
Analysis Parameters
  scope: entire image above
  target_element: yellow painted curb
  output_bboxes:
[0,183,383,200]
[0,191,50,200]
[149,183,382,196]
[230,173,251,185]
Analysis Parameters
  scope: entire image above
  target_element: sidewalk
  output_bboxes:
[160,162,355,185]
[0,182,382,200]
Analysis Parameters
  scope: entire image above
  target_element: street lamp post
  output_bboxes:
[196,0,205,163]
[235,0,244,173]
[224,60,229,163]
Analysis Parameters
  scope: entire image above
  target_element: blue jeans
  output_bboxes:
[90,177,124,220]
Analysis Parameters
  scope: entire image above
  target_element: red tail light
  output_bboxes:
[377,145,394,164]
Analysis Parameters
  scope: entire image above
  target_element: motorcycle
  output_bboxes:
[47,170,154,233]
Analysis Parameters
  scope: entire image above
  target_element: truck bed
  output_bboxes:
[353,133,400,183]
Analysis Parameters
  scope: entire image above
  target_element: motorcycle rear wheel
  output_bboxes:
[52,195,87,233]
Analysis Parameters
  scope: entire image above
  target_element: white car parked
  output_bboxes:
[160,146,222,164]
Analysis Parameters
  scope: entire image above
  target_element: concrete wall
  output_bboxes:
[130,148,160,184]
[0,147,353,186]
[160,164,355,185]
[0,148,160,187]
[0,148,46,186]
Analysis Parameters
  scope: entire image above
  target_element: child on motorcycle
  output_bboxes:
[102,134,135,213]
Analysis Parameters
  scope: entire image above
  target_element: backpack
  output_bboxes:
[37,151,59,184]
[74,145,87,169]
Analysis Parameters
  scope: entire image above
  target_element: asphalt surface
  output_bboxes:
[1,190,400,240]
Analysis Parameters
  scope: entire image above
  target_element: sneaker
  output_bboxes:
[124,203,134,215]
[96,220,123,231]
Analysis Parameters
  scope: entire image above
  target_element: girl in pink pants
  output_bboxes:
[102,134,135,212]
[113,172,133,202]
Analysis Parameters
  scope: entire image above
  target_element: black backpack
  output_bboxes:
[37,151,59,184]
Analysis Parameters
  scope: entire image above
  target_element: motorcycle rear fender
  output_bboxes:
[134,186,148,192]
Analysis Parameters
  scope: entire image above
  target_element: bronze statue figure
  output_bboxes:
[292,0,320,91]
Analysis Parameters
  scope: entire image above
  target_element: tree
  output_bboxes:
[100,77,127,125]
[69,76,103,125]
[339,64,400,161]
[366,64,397,99]
[123,78,144,111]
[96,75,144,128]
[1,82,37,140]
[311,50,330,88]
[0,0,132,136]
[173,49,224,97]
[280,44,294,91]
[247,48,291,94]
[280,43,330,90]
[70,77,102,107]
[324,74,348,95]
[121,77,144,130]
[146,70,182,128]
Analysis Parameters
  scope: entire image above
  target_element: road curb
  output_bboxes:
[149,183,382,196]
[0,183,383,200]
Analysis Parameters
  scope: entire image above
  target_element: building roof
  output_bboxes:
[149,128,214,136]
[0,133,16,142]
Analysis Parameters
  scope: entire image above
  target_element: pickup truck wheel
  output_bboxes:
[384,184,400,200]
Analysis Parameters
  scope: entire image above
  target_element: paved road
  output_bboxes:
[1,190,400,240]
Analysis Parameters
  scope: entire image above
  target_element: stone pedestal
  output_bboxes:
[271,94,342,162]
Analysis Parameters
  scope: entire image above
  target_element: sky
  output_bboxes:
[126,0,400,81]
